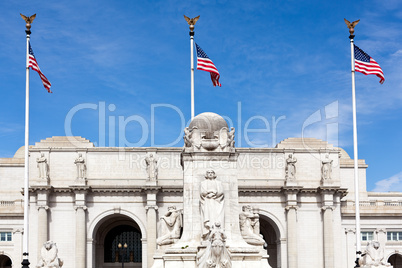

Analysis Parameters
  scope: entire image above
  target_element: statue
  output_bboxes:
[37,153,49,180]
[227,127,235,148]
[200,170,225,239]
[321,154,333,181]
[36,240,64,268]
[74,153,86,179]
[359,241,392,268]
[145,154,158,181]
[285,154,297,180]
[183,15,200,31]
[197,222,231,268]
[344,18,360,36]
[219,127,235,149]
[184,126,199,147]
[239,205,265,246]
[157,206,182,246]
[20,13,36,31]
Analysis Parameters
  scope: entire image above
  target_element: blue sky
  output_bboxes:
[1,0,401,192]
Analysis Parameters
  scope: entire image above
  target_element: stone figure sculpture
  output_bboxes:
[321,154,333,181]
[37,153,49,180]
[200,170,225,239]
[239,205,265,246]
[145,154,158,181]
[74,153,86,179]
[197,222,231,268]
[359,241,392,268]
[285,154,297,180]
[36,240,64,268]
[157,206,182,246]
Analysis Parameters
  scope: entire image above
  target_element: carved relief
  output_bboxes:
[239,205,265,246]
[183,126,235,152]
[36,240,64,268]
[74,153,86,180]
[37,153,49,180]
[145,154,158,181]
[200,170,225,240]
[359,241,391,268]
[157,206,182,246]
[285,154,297,180]
[321,154,333,181]
[197,222,231,268]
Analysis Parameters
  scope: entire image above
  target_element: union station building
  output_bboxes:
[0,112,401,268]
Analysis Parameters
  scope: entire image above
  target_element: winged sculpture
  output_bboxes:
[184,15,200,31]
[20,13,36,30]
[344,18,360,35]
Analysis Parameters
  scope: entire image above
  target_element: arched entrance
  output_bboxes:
[94,214,142,268]
[259,215,281,268]
[0,255,12,268]
[389,254,402,268]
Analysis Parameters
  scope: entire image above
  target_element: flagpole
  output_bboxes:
[190,28,195,120]
[346,19,362,268]
[21,13,34,268]
[184,15,200,121]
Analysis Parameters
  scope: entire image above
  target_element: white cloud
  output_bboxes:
[372,171,402,192]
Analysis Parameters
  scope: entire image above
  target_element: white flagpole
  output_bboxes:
[190,30,195,120]
[349,29,362,267]
[21,14,33,268]
[184,15,199,121]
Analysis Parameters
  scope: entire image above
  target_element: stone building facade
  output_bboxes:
[0,113,401,268]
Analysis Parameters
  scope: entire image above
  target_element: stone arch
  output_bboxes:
[257,209,284,268]
[388,253,402,268]
[89,209,146,268]
[0,254,12,268]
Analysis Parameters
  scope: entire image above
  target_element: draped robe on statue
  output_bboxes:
[200,177,225,237]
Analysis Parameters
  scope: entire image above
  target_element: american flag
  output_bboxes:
[195,42,221,87]
[354,45,384,84]
[29,42,52,92]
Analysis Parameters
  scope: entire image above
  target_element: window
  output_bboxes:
[0,232,12,242]
[361,231,373,241]
[387,232,402,241]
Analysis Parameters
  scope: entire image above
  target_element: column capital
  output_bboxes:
[375,228,387,234]
[321,206,334,211]
[285,205,298,211]
[37,205,49,211]
[145,205,158,212]
[74,205,87,211]
[345,228,356,234]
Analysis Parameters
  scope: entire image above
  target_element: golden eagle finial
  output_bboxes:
[20,13,36,31]
[344,18,360,36]
[184,15,200,31]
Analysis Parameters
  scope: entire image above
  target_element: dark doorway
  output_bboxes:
[259,215,280,268]
[104,224,142,263]
[0,255,12,268]
[388,254,402,268]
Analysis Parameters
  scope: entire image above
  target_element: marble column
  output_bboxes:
[286,206,298,268]
[144,187,159,267]
[321,188,335,268]
[322,206,334,268]
[284,187,299,268]
[35,188,50,260]
[37,205,49,251]
[345,229,356,268]
[74,188,88,268]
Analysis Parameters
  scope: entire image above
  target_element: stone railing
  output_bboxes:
[0,200,23,214]
[341,199,402,216]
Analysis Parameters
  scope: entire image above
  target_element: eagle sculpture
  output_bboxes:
[344,18,360,35]
[20,13,36,30]
[184,15,200,31]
